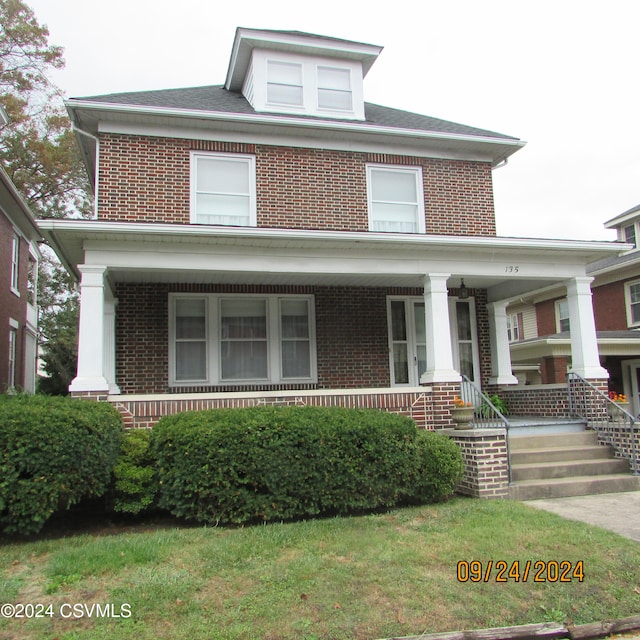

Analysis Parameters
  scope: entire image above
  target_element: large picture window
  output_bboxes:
[169,294,316,385]
[190,152,256,227]
[367,165,425,234]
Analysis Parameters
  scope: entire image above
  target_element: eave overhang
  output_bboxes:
[37,219,625,296]
[510,333,640,360]
[66,99,526,187]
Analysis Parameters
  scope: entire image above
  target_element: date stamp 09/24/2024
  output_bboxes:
[457,560,585,583]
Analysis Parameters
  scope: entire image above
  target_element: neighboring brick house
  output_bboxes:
[38,28,622,428]
[508,203,640,410]
[0,166,40,393]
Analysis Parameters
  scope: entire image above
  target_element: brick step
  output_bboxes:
[509,474,640,501]
[510,445,613,465]
[509,430,598,451]
[511,458,630,482]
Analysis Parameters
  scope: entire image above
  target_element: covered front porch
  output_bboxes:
[39,220,621,425]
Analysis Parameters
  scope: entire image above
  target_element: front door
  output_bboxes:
[388,296,480,386]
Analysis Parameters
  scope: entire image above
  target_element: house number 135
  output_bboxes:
[505,265,519,273]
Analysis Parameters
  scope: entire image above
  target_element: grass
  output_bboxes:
[1,498,639,640]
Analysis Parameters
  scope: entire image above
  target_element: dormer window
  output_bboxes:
[317,66,352,111]
[267,61,303,106]
[242,49,365,120]
[623,223,637,248]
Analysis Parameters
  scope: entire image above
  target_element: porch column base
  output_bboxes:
[69,376,110,393]
[489,374,519,385]
[569,366,609,380]
[420,370,462,384]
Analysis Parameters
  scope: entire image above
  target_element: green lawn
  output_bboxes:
[1,498,639,640]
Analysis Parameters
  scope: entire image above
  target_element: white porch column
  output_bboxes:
[420,273,461,384]
[69,265,110,393]
[487,301,518,385]
[104,290,120,395]
[566,276,609,379]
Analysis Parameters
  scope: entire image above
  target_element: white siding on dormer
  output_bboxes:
[245,48,365,120]
[242,57,255,106]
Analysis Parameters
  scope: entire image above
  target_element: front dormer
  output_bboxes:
[604,203,640,251]
[225,28,382,120]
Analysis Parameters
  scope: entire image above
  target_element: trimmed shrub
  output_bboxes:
[152,406,462,525]
[112,428,158,515]
[0,395,123,536]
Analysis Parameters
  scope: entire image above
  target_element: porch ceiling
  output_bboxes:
[38,219,625,300]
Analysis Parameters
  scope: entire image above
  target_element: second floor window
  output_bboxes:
[507,313,523,342]
[190,152,256,227]
[626,281,640,327]
[556,299,570,333]
[367,165,425,234]
[10,234,19,294]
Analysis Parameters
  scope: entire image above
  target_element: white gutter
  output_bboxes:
[65,99,525,153]
[36,218,626,255]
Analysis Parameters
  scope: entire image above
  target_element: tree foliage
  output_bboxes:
[0,0,92,218]
[0,0,91,392]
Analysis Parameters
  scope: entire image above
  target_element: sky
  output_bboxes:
[25,0,640,241]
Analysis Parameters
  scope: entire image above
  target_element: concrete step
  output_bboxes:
[512,458,630,482]
[511,445,613,465]
[509,474,640,501]
[509,430,599,451]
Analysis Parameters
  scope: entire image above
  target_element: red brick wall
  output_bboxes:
[535,298,558,336]
[592,281,628,331]
[0,213,29,391]
[114,283,491,395]
[98,134,497,236]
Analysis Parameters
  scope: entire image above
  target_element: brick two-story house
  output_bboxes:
[38,28,622,429]
[0,166,40,393]
[509,203,640,413]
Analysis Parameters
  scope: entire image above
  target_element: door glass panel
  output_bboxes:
[414,302,426,379]
[393,343,409,384]
[391,300,406,340]
[456,301,472,340]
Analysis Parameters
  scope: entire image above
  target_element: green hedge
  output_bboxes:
[0,395,123,536]
[112,428,157,515]
[152,406,462,525]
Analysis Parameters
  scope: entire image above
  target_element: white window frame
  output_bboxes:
[507,313,521,342]
[249,50,364,119]
[386,296,479,386]
[555,299,570,333]
[8,319,18,389]
[366,164,426,234]
[169,294,317,386]
[266,60,303,107]
[625,280,640,328]
[622,223,638,249]
[10,233,20,296]
[316,65,353,112]
[189,152,257,227]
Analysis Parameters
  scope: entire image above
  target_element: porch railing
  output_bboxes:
[461,375,513,484]
[567,372,639,475]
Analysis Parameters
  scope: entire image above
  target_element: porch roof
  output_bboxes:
[510,330,640,360]
[38,219,625,302]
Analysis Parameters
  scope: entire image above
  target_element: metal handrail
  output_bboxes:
[460,375,513,484]
[567,372,638,475]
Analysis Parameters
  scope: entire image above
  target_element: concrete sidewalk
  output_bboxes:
[526,490,640,542]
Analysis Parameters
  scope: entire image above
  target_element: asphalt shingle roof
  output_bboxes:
[74,85,517,141]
